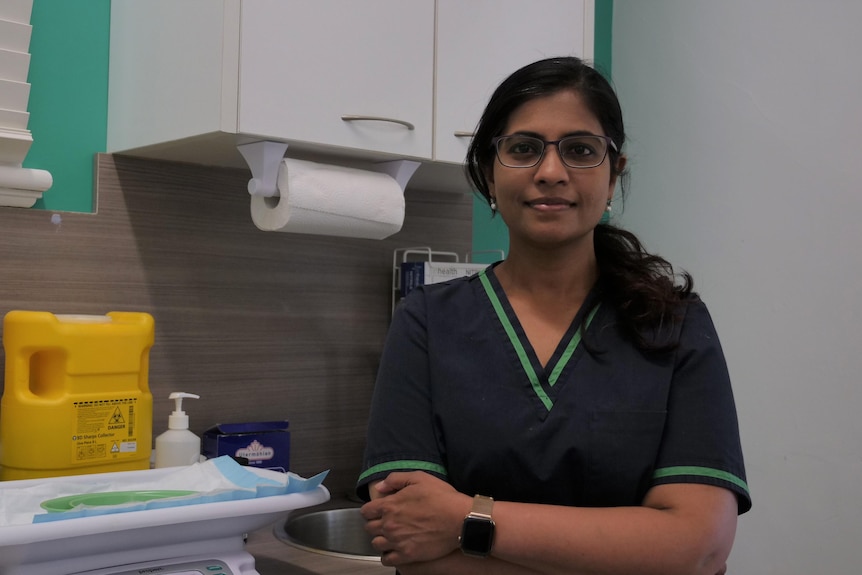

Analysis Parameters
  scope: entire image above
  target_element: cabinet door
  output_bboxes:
[435,0,591,164]
[238,0,434,159]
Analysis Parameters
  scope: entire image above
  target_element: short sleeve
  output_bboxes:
[355,288,448,501]
[652,298,752,514]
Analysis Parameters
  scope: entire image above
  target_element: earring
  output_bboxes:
[605,199,612,212]
[490,197,497,212]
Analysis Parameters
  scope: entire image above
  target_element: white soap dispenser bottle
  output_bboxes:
[154,392,201,468]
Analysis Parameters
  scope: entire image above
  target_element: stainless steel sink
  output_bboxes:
[274,506,380,561]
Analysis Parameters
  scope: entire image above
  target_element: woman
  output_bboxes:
[357,56,750,575]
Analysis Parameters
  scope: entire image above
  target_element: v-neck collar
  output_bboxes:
[478,265,600,412]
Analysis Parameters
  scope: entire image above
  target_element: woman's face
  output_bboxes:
[486,89,623,249]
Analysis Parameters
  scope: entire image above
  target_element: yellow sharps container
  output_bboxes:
[0,311,154,480]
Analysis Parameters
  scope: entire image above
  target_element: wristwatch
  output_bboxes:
[459,494,495,558]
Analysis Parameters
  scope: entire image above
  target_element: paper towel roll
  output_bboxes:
[250,158,405,240]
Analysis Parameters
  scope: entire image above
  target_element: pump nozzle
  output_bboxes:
[167,392,200,430]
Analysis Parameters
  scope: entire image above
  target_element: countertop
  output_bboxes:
[244,499,393,575]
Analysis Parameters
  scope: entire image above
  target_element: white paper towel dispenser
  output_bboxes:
[237,141,419,240]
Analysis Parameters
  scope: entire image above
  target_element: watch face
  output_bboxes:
[460,516,495,557]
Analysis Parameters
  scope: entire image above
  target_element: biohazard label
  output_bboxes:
[72,398,139,462]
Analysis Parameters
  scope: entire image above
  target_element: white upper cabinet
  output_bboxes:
[435,0,592,164]
[236,1,434,159]
[108,0,433,164]
[107,1,593,185]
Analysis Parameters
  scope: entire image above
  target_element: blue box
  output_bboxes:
[202,421,290,472]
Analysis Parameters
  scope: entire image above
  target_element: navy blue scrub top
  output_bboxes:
[358,264,751,514]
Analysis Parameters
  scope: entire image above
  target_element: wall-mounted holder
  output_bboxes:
[237,140,420,198]
[390,247,504,314]
[237,141,289,198]
[372,158,421,192]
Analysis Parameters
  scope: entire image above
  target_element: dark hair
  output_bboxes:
[465,56,692,351]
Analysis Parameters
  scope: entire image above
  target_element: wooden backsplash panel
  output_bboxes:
[0,154,473,496]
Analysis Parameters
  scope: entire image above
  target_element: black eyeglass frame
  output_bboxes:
[491,134,618,169]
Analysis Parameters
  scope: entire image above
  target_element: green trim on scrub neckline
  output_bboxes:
[358,460,448,483]
[478,268,600,411]
[548,305,600,385]
[653,466,750,495]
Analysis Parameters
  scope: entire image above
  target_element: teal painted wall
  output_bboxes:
[471,0,613,262]
[593,0,613,76]
[23,0,110,213]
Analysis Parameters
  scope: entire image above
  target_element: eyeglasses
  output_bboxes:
[491,134,618,169]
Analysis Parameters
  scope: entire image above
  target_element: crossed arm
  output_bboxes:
[361,471,737,575]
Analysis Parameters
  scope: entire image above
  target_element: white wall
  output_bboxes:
[612,2,862,573]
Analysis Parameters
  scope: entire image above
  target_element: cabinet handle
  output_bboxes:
[341,115,415,131]
[454,131,475,138]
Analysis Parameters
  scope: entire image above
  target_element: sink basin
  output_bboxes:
[274,507,380,561]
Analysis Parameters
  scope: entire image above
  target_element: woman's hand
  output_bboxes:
[360,471,472,567]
